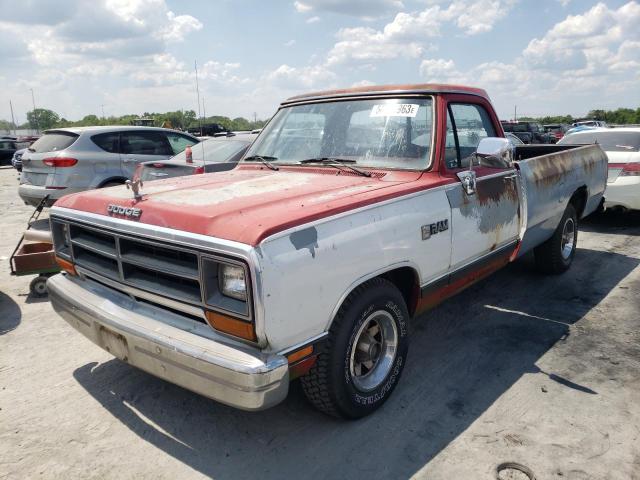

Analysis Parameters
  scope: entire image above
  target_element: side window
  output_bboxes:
[166,132,198,155]
[447,103,497,169]
[120,131,172,156]
[91,133,120,153]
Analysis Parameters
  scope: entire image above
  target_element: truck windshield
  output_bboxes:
[244,97,433,170]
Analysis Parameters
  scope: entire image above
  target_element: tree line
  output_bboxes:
[3,105,639,134]
[0,108,268,132]
[519,107,640,125]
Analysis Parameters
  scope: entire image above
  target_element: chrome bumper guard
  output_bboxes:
[47,274,289,411]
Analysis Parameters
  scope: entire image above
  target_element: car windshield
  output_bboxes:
[559,131,640,152]
[172,138,250,163]
[244,98,434,170]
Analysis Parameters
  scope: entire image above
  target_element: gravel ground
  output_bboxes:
[1,165,639,480]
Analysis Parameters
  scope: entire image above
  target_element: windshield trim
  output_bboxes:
[245,94,436,172]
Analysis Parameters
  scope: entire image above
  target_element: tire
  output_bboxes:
[29,275,49,297]
[300,278,410,419]
[534,203,578,274]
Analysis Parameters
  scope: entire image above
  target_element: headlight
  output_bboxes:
[201,256,251,319]
[51,220,72,258]
[219,264,247,301]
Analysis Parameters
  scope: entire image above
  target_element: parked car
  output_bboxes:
[572,120,607,128]
[12,148,26,171]
[565,125,598,136]
[501,121,552,144]
[186,123,229,137]
[0,139,17,165]
[559,127,640,211]
[18,126,199,207]
[136,133,257,182]
[543,124,569,143]
[504,132,524,145]
[47,84,606,418]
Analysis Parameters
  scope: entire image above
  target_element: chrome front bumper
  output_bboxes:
[47,274,289,411]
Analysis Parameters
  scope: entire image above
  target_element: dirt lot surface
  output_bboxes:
[1,165,639,480]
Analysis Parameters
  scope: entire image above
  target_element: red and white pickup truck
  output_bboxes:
[47,84,607,418]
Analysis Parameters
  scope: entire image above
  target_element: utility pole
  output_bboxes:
[101,104,106,120]
[30,88,39,133]
[254,112,257,123]
[9,100,17,134]
[202,97,206,124]
[194,60,202,136]
[514,105,517,122]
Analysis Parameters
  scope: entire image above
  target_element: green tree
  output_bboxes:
[27,108,60,130]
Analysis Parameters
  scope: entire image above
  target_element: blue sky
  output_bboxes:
[0,0,638,123]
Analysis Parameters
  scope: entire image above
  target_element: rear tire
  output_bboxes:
[300,278,409,419]
[534,203,578,274]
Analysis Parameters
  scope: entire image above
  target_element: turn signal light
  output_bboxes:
[205,311,256,341]
[43,157,78,167]
[193,166,205,174]
[287,345,314,364]
[55,256,77,276]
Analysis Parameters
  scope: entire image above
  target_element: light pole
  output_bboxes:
[30,88,39,133]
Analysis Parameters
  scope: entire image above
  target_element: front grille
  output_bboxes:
[67,222,204,307]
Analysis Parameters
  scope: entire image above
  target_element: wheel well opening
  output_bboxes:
[381,267,420,316]
[98,177,126,188]
[569,186,588,218]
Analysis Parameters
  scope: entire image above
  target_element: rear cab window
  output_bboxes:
[28,132,79,153]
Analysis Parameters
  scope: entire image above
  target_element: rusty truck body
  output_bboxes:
[46,84,607,418]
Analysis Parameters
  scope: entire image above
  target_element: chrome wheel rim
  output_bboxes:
[349,310,398,392]
[561,217,575,260]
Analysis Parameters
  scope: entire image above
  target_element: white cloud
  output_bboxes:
[306,16,321,23]
[284,39,296,47]
[325,1,516,66]
[293,0,404,19]
[266,64,337,90]
[294,1,313,13]
[523,1,640,72]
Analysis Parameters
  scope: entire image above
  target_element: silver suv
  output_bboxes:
[19,126,199,207]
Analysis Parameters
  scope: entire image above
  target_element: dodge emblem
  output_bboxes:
[107,204,142,218]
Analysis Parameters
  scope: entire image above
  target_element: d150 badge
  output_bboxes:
[421,219,448,240]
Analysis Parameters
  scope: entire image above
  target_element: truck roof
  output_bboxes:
[282,83,489,105]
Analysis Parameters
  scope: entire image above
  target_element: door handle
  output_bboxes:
[503,174,517,180]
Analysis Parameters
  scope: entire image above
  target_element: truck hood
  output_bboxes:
[55,165,449,245]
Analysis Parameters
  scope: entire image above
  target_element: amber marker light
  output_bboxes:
[55,256,77,276]
[287,345,314,364]
[205,310,257,342]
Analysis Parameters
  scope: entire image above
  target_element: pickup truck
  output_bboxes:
[47,84,607,419]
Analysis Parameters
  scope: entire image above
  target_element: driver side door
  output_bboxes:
[444,102,520,274]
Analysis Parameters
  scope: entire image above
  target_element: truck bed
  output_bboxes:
[513,143,608,257]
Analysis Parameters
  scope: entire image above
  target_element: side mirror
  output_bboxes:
[475,137,515,169]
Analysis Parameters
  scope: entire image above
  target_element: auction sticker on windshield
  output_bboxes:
[370,104,419,118]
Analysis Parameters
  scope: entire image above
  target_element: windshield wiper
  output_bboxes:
[299,157,372,177]
[244,155,279,171]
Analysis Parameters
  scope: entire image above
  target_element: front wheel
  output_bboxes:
[301,278,409,419]
[534,203,578,274]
